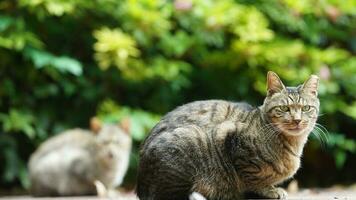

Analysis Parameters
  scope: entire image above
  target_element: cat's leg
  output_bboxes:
[94,180,121,198]
[245,186,287,199]
[94,180,108,197]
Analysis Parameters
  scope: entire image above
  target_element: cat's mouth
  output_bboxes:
[287,125,304,130]
[281,124,307,135]
[288,127,301,131]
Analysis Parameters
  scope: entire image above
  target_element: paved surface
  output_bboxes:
[1,189,356,200]
[288,189,356,199]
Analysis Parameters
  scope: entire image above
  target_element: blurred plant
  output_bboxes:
[94,28,140,70]
[97,99,160,141]
[0,15,42,50]
[24,47,83,76]
[19,0,78,16]
[328,133,356,169]
[0,109,35,139]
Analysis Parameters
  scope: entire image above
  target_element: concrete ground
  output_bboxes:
[1,187,356,200]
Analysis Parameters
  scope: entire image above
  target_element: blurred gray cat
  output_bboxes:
[137,72,320,200]
[28,118,132,196]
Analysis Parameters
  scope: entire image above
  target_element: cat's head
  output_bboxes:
[262,71,319,136]
[90,117,132,166]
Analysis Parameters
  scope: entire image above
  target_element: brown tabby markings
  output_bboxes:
[137,72,319,200]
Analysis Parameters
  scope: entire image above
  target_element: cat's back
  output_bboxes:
[145,100,253,143]
[164,100,253,122]
[29,129,97,196]
[29,129,95,172]
[164,100,232,118]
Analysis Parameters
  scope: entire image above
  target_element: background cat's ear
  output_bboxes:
[267,71,285,96]
[118,117,131,134]
[90,117,102,134]
[302,75,319,96]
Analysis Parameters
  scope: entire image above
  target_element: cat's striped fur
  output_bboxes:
[137,72,319,200]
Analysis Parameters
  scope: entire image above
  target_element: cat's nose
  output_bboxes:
[293,119,302,125]
[107,151,114,159]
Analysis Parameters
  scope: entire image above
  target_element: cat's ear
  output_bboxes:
[301,75,319,96]
[118,117,131,134]
[90,117,102,134]
[267,71,285,97]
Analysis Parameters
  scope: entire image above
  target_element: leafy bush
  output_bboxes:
[0,0,355,190]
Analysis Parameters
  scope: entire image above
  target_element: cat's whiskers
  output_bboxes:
[311,129,324,147]
[315,123,329,136]
[265,130,278,144]
[260,123,280,144]
[310,123,329,148]
[256,123,275,142]
[318,113,326,117]
[257,123,275,134]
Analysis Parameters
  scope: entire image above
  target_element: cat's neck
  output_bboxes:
[279,132,309,157]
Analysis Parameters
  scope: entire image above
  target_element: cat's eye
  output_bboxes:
[302,105,311,112]
[279,105,289,112]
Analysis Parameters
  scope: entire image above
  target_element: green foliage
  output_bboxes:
[327,133,356,169]
[0,15,42,50]
[97,99,160,141]
[25,48,83,76]
[0,0,355,189]
[94,28,140,70]
[0,109,35,139]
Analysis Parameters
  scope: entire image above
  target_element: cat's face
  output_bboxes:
[263,72,319,136]
[96,124,132,166]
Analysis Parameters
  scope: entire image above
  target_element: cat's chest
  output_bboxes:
[259,151,300,185]
[239,145,301,189]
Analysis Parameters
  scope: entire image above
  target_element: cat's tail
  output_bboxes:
[189,192,206,200]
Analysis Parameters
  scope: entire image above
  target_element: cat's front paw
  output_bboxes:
[264,187,287,199]
[246,187,287,199]
[94,180,120,198]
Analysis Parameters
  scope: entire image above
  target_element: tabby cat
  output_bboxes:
[137,71,319,200]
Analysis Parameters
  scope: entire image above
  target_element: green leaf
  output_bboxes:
[24,48,83,76]
[130,115,146,141]
[0,109,35,138]
[19,165,30,189]
[3,148,20,182]
[334,150,347,169]
[0,15,43,50]
[52,56,83,76]
[97,99,160,141]
[0,15,15,31]
[93,27,140,70]
[341,101,356,120]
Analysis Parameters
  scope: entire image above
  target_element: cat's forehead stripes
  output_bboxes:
[285,87,300,95]
[285,87,301,105]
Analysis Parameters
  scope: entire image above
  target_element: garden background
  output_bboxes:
[0,0,355,194]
